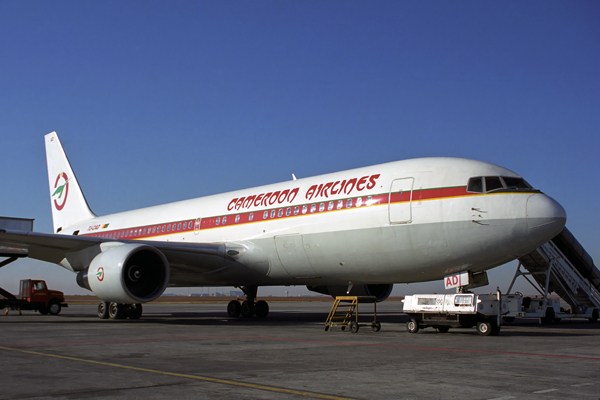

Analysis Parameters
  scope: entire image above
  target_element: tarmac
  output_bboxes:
[1,299,599,400]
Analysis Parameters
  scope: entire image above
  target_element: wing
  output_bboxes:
[0,229,234,286]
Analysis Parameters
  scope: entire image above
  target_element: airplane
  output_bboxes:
[0,132,566,320]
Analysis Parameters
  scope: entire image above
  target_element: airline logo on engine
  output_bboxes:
[52,172,70,211]
[227,174,381,211]
[96,267,104,282]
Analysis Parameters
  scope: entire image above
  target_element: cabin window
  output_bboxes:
[356,198,363,207]
[152,227,156,234]
[167,225,171,232]
[278,209,283,217]
[235,215,240,223]
[302,205,307,214]
[249,213,254,221]
[222,216,227,224]
[177,223,181,230]
[310,204,316,213]
[294,206,299,215]
[286,208,291,216]
[319,203,324,212]
[270,210,276,218]
[263,211,268,219]
[337,200,343,209]
[216,217,220,225]
[347,199,353,208]
[328,202,333,211]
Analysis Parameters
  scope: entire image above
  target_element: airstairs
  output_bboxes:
[324,296,381,333]
[509,227,600,317]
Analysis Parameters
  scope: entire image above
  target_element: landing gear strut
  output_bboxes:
[227,286,269,318]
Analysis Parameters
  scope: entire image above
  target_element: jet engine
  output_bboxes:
[76,243,170,304]
[307,284,393,302]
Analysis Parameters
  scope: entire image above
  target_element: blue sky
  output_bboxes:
[1,1,599,296]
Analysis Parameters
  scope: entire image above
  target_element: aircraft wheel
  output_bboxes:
[477,321,493,336]
[406,319,420,333]
[371,321,381,332]
[97,301,109,319]
[109,302,126,320]
[350,321,359,333]
[241,300,254,318]
[437,326,450,333]
[48,300,61,315]
[227,300,241,318]
[129,303,143,320]
[254,300,269,318]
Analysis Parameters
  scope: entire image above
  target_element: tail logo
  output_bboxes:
[96,267,104,281]
[52,172,70,211]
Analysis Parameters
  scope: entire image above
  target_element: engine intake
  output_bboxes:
[77,243,170,303]
[307,284,393,302]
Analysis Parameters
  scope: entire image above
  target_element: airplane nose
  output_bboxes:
[526,193,567,239]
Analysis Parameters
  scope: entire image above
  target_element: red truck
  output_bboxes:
[0,279,68,315]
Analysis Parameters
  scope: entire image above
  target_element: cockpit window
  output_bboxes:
[485,177,504,192]
[467,176,536,194]
[501,177,532,190]
[467,177,483,193]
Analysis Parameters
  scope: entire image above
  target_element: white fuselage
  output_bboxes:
[63,157,566,288]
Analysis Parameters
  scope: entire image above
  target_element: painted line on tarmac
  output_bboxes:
[0,345,354,400]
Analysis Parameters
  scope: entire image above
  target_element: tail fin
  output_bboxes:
[45,132,96,233]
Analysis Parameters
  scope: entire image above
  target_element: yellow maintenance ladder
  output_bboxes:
[324,296,381,333]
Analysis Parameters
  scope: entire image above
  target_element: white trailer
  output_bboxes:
[402,290,506,336]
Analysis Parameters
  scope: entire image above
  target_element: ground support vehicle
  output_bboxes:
[506,228,600,324]
[0,279,68,315]
[402,291,505,336]
[325,296,381,333]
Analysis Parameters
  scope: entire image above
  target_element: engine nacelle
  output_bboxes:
[77,243,170,304]
[307,284,393,302]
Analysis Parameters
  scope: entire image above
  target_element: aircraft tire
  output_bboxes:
[241,300,254,318]
[109,302,126,320]
[227,300,241,318]
[97,301,109,319]
[254,300,269,318]
[129,303,143,319]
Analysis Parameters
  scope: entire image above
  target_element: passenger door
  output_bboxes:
[389,178,414,224]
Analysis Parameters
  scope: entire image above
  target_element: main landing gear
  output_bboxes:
[97,301,143,320]
[227,285,269,318]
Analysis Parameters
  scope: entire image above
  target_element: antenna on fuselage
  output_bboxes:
[292,173,297,181]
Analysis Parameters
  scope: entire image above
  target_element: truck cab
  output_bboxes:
[19,279,67,315]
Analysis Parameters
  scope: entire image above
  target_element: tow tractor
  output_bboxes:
[402,289,506,336]
[0,279,68,315]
